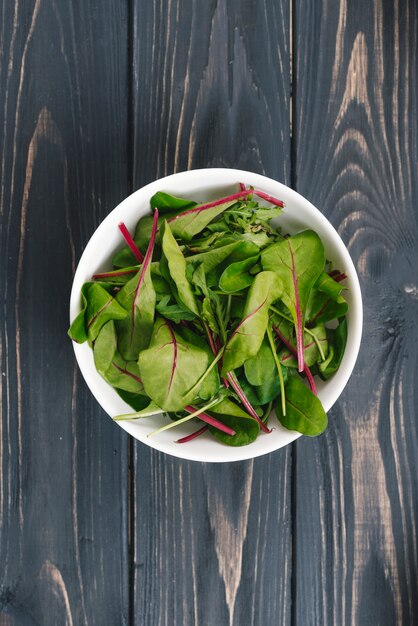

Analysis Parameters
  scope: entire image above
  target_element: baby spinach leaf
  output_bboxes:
[244,341,276,386]
[208,415,260,447]
[116,389,151,412]
[161,221,199,315]
[150,191,197,212]
[275,375,327,436]
[156,295,196,323]
[261,230,325,371]
[137,317,217,411]
[68,282,94,343]
[319,318,347,380]
[222,271,282,374]
[255,367,287,405]
[210,396,256,420]
[219,255,259,293]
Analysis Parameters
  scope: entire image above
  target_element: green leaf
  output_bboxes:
[280,324,328,368]
[319,318,348,380]
[186,240,259,274]
[161,221,199,314]
[208,415,260,446]
[168,200,239,241]
[137,317,217,411]
[116,389,151,412]
[115,264,156,361]
[94,321,145,393]
[244,341,276,385]
[155,295,196,323]
[306,290,348,325]
[219,255,259,293]
[81,282,128,345]
[261,231,325,370]
[222,271,282,374]
[275,375,327,436]
[150,191,197,212]
[315,272,345,300]
[254,367,288,404]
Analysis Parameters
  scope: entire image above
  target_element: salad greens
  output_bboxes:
[69,184,349,446]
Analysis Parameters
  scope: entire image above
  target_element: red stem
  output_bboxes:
[253,190,285,207]
[176,425,208,443]
[205,326,229,388]
[184,406,236,436]
[118,222,144,263]
[93,268,138,280]
[168,188,285,223]
[287,240,304,372]
[272,325,318,395]
[226,373,271,433]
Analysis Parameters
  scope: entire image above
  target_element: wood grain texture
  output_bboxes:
[294,1,418,624]
[131,1,292,624]
[0,2,129,624]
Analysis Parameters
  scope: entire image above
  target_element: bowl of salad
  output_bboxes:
[69,168,362,462]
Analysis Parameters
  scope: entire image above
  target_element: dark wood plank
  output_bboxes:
[294,1,418,624]
[132,1,292,624]
[0,2,129,624]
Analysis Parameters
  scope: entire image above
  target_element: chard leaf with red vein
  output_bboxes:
[93,320,144,394]
[115,267,156,360]
[261,230,325,372]
[137,317,219,411]
[69,282,127,346]
[221,271,282,374]
[185,240,259,274]
[115,211,159,360]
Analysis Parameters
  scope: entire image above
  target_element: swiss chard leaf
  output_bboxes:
[161,221,199,315]
[115,266,156,360]
[261,231,325,371]
[168,200,245,241]
[137,317,218,411]
[275,375,327,436]
[94,321,144,394]
[319,318,348,380]
[306,290,348,325]
[221,271,282,374]
[77,282,127,345]
[279,324,328,368]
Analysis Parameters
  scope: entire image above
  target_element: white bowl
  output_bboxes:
[70,168,363,462]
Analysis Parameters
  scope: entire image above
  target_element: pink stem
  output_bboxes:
[93,268,138,280]
[118,222,144,263]
[226,373,271,433]
[272,325,318,395]
[205,326,229,388]
[130,209,159,342]
[333,272,347,283]
[253,190,285,207]
[184,406,236,436]
[239,182,247,192]
[176,425,208,443]
[167,188,285,223]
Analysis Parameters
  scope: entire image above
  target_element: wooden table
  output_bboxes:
[1,1,417,624]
